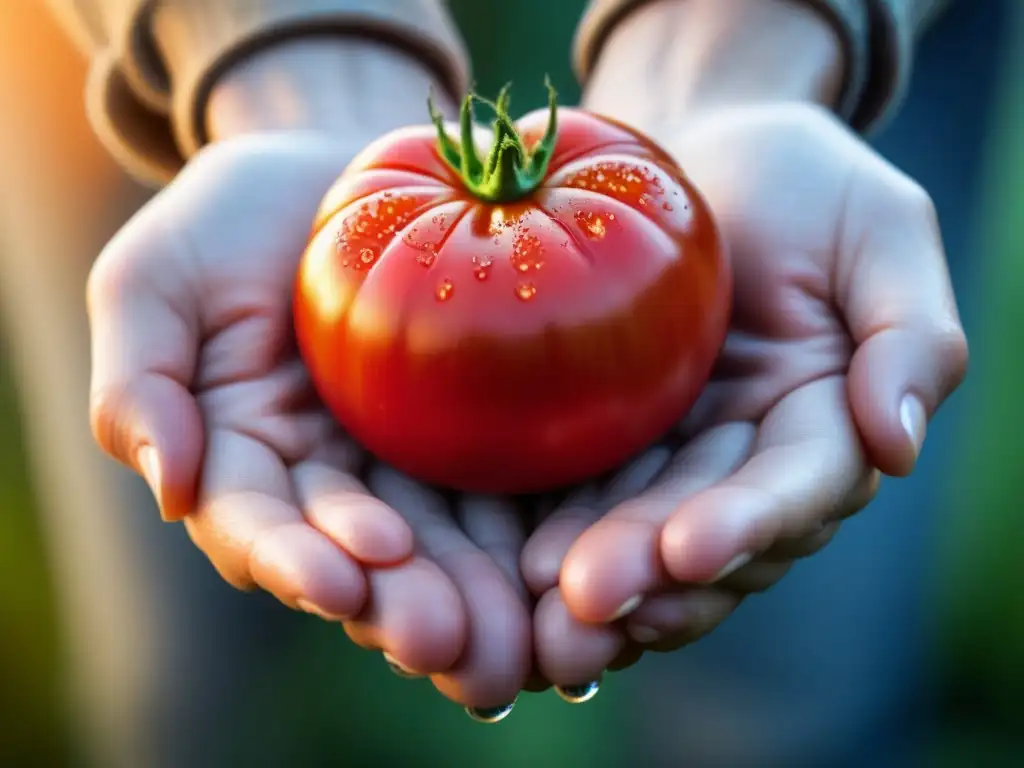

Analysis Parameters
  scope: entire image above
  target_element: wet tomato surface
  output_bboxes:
[294,86,731,493]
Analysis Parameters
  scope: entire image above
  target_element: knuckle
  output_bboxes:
[933,323,970,388]
[185,515,257,591]
[86,243,133,317]
[905,180,939,224]
[88,381,132,461]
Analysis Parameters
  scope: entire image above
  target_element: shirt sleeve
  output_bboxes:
[44,0,470,188]
[573,0,953,134]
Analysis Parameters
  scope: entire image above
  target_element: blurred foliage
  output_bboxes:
[0,0,1021,765]
[0,344,71,765]
[937,0,1024,724]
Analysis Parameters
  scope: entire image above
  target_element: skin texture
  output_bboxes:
[294,104,731,493]
[523,102,967,686]
[80,0,968,723]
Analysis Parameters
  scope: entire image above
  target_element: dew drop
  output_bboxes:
[515,282,537,301]
[436,278,454,301]
[471,255,492,280]
[510,232,544,272]
[574,211,607,240]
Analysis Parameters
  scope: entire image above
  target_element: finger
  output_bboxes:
[88,226,203,522]
[712,560,794,594]
[624,588,741,650]
[342,556,466,673]
[559,423,755,623]
[292,443,414,566]
[533,588,624,687]
[759,521,841,561]
[343,468,468,676]
[661,378,870,584]
[184,429,366,619]
[841,180,968,476]
[370,469,530,708]
[749,465,877,562]
[429,494,531,708]
[456,494,528,600]
[520,446,673,595]
[607,643,644,671]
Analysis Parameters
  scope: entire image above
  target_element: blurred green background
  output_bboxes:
[1,0,1022,765]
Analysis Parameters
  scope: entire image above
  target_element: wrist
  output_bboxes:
[583,0,843,135]
[206,37,455,144]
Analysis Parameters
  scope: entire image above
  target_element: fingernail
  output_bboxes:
[900,394,927,458]
[382,651,420,679]
[296,599,345,622]
[555,680,601,704]
[627,624,660,644]
[137,446,164,518]
[609,594,643,621]
[465,699,517,724]
[705,552,752,583]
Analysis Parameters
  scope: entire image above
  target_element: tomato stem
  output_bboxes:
[427,77,559,203]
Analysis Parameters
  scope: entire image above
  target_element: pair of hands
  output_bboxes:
[87,101,967,717]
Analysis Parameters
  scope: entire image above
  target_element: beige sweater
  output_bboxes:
[45,0,950,188]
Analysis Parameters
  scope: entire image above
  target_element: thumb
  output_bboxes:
[87,216,204,521]
[842,182,969,477]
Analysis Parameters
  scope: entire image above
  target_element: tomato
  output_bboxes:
[294,82,731,493]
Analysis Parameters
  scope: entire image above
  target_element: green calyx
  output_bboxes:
[428,77,559,203]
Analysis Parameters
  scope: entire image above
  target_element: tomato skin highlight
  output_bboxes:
[294,104,731,494]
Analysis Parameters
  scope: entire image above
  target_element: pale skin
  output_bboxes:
[85,0,967,714]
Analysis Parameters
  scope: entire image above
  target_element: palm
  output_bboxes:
[522,105,929,687]
[92,133,533,712]
[671,105,857,434]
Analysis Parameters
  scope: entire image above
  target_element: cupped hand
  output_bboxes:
[523,102,968,687]
[87,133,532,713]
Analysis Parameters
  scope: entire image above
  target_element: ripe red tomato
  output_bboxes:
[294,83,731,493]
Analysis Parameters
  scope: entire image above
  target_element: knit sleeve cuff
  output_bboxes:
[82,0,470,187]
[851,0,950,134]
[572,0,936,135]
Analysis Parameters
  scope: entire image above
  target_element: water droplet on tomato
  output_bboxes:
[335,191,426,272]
[515,282,537,301]
[574,211,607,240]
[562,160,671,209]
[436,278,454,301]
[471,255,492,280]
[510,231,544,272]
